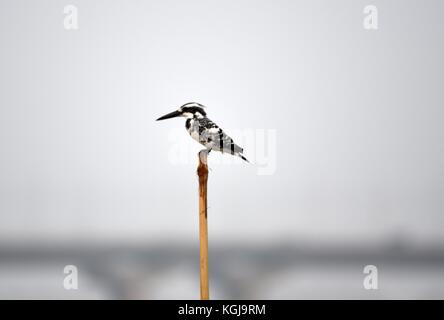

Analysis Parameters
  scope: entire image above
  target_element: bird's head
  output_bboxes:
[156,102,207,121]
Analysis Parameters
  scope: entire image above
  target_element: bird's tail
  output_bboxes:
[239,154,249,163]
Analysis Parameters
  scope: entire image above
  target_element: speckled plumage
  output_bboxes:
[186,117,244,156]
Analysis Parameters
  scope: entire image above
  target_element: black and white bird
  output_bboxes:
[156,102,248,162]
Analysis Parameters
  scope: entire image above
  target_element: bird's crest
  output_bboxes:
[179,102,207,117]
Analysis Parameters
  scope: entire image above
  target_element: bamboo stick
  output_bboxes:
[197,150,209,300]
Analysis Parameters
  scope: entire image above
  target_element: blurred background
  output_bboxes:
[0,0,443,299]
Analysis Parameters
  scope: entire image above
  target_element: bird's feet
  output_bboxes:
[198,149,211,165]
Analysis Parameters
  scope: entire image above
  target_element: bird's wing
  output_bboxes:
[199,118,243,154]
[218,131,244,154]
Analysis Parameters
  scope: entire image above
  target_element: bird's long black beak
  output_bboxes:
[156,110,182,121]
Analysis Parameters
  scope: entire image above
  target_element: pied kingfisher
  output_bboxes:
[156,102,248,162]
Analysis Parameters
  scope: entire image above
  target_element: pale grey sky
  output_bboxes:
[0,0,443,246]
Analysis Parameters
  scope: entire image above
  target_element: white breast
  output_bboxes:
[187,119,201,142]
[190,129,200,142]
